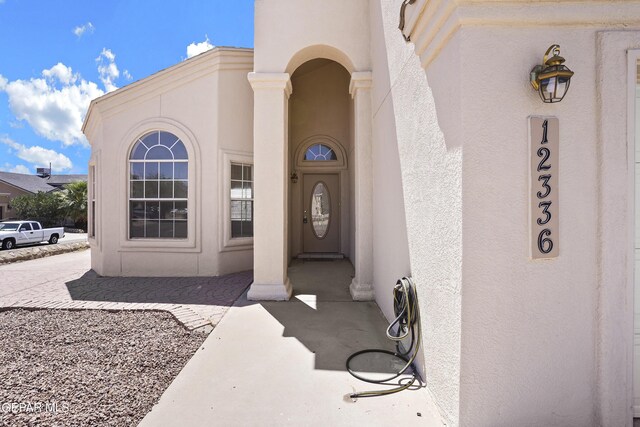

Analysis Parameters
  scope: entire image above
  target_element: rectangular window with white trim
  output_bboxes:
[230,163,253,238]
[89,165,96,238]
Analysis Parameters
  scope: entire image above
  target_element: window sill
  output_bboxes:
[120,237,198,251]
[220,237,253,252]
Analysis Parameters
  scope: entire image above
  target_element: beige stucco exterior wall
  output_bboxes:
[371,1,462,424]
[457,26,599,426]
[84,49,254,277]
[217,65,255,275]
[254,0,370,74]
[397,0,640,425]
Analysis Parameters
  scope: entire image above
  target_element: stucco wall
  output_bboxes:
[395,0,640,425]
[254,0,370,74]
[216,66,255,275]
[85,49,254,277]
[456,27,599,426]
[370,1,463,424]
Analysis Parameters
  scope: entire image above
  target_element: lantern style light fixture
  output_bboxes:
[290,171,298,184]
[530,44,574,103]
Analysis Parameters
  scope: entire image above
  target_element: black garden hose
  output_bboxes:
[346,277,422,399]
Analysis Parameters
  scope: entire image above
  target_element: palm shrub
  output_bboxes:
[62,181,88,230]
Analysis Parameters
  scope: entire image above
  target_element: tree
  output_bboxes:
[62,181,88,231]
[11,191,65,227]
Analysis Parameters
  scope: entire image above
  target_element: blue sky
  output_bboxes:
[0,0,254,175]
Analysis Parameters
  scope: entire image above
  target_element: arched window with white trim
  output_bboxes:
[304,143,338,161]
[128,131,188,239]
[295,136,348,170]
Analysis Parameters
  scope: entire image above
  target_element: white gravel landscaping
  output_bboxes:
[0,309,207,426]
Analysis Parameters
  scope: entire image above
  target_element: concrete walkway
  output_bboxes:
[140,259,443,426]
[0,251,252,330]
[59,232,88,244]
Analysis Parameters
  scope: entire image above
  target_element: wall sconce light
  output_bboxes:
[290,171,298,184]
[530,44,574,103]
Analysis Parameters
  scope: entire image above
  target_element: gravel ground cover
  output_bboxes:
[0,309,207,426]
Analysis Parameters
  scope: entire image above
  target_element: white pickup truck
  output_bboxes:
[0,221,65,250]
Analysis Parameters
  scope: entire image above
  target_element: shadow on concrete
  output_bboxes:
[255,259,410,375]
[65,270,253,306]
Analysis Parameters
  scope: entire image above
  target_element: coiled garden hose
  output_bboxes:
[346,277,422,399]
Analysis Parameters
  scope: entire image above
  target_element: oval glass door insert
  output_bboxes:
[311,182,331,239]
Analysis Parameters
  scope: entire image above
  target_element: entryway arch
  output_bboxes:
[247,52,373,301]
[285,44,356,76]
[288,59,351,263]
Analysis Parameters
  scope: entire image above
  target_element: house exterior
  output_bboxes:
[0,171,86,221]
[82,1,640,426]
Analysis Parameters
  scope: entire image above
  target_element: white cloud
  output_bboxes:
[1,163,31,174]
[11,164,30,174]
[123,69,133,81]
[1,137,73,171]
[186,36,214,59]
[96,48,119,92]
[42,63,77,85]
[0,64,104,146]
[73,22,94,37]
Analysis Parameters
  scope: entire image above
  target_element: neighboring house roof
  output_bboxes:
[0,171,58,194]
[45,175,88,186]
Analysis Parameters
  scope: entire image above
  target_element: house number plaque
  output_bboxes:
[529,116,559,259]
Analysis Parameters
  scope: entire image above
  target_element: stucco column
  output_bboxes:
[349,71,375,301]
[247,72,293,301]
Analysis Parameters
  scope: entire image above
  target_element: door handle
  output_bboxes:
[303,210,308,224]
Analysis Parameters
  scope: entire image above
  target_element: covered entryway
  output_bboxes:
[288,59,351,262]
[247,47,374,302]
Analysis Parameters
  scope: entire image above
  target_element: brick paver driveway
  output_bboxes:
[0,250,253,330]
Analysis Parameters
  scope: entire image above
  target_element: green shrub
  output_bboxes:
[10,191,65,227]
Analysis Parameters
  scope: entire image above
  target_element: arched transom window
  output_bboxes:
[304,143,337,161]
[129,131,188,239]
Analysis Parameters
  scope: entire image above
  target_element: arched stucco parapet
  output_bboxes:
[286,44,356,75]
